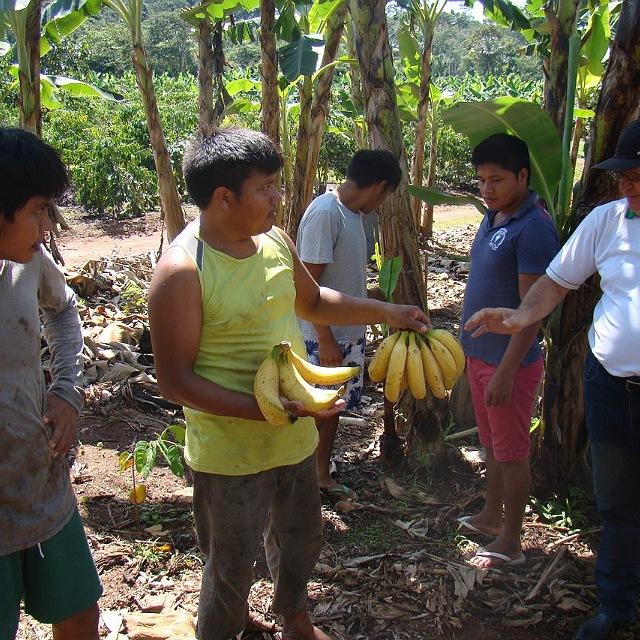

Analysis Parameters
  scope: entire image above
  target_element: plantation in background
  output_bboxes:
[0,3,541,218]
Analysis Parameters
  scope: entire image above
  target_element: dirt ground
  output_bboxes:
[15,205,638,640]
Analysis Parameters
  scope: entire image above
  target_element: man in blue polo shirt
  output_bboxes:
[457,134,560,568]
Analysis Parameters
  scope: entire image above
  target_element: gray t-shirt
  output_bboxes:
[296,191,368,342]
[0,248,83,555]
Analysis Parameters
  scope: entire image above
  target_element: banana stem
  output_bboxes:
[383,399,397,435]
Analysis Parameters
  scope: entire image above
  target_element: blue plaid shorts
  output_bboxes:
[304,337,366,411]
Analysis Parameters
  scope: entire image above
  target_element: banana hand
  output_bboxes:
[418,337,447,398]
[427,329,465,377]
[288,349,360,385]
[384,331,408,403]
[368,331,401,382]
[406,332,427,400]
[281,397,346,419]
[425,334,458,390]
[254,352,295,426]
[278,350,346,411]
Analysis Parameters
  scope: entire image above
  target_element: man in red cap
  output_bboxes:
[464,118,640,640]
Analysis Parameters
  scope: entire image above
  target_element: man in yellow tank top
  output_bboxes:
[148,128,429,640]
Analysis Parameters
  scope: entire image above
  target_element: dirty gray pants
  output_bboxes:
[192,454,323,640]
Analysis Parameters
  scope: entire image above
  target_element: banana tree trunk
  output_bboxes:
[16,0,41,135]
[131,43,185,242]
[350,0,445,466]
[349,0,424,309]
[577,0,640,210]
[279,91,293,227]
[212,21,229,123]
[536,0,640,489]
[285,76,313,238]
[569,115,583,173]
[410,34,434,231]
[300,2,347,205]
[422,113,438,240]
[197,18,215,135]
[543,0,580,135]
[260,0,279,144]
[346,19,367,148]
[292,2,347,234]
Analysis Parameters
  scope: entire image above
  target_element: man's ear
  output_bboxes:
[518,167,529,184]
[211,185,233,210]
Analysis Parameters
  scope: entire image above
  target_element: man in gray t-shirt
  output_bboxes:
[0,128,101,639]
[296,150,402,499]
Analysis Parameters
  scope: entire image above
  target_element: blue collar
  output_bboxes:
[486,191,540,226]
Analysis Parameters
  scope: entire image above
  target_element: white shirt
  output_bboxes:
[546,198,640,377]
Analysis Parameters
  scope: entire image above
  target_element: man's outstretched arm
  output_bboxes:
[464,275,570,336]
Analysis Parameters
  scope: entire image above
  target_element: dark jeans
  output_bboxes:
[192,454,323,640]
[584,350,640,618]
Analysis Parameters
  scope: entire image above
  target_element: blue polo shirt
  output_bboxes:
[460,191,560,366]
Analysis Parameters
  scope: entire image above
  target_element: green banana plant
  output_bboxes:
[443,98,563,216]
[396,0,447,230]
[407,184,487,215]
[99,0,186,241]
[0,0,115,133]
[410,98,562,231]
[181,0,258,133]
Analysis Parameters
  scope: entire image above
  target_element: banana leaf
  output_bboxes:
[181,0,258,26]
[442,98,562,215]
[40,0,103,56]
[278,33,325,83]
[379,256,402,303]
[408,185,487,215]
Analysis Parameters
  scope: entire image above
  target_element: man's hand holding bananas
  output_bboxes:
[254,342,361,425]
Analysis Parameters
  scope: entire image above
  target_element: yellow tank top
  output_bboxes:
[171,221,318,475]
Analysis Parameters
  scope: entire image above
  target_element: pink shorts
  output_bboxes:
[467,356,543,462]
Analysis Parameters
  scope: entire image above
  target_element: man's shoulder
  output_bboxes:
[305,191,340,215]
[518,199,558,236]
[589,198,627,220]
[568,198,627,239]
[298,193,343,243]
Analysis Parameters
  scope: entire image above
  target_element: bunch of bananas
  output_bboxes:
[254,341,361,425]
[368,329,464,403]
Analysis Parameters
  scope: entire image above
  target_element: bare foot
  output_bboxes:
[458,513,502,537]
[281,610,332,640]
[245,612,276,635]
[468,540,525,569]
[279,626,331,640]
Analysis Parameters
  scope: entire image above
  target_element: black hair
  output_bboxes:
[0,127,68,221]
[346,149,402,191]
[183,127,284,209]
[471,133,531,182]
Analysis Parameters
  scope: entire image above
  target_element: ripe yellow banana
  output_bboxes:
[254,350,294,426]
[384,331,408,403]
[278,352,345,411]
[417,337,447,398]
[426,334,458,390]
[406,332,427,400]
[288,349,360,385]
[427,329,465,378]
[368,331,402,382]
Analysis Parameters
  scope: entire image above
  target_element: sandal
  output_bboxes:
[320,483,357,500]
[469,547,527,568]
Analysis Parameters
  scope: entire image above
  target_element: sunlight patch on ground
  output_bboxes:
[432,204,483,231]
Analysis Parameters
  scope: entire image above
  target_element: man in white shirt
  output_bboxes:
[464,118,640,640]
